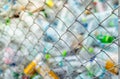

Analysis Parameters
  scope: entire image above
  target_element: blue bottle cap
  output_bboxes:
[90,56,96,62]
[83,23,88,28]
[58,61,63,67]
[3,5,9,11]
[9,63,16,66]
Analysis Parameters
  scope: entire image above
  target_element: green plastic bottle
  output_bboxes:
[96,35,114,43]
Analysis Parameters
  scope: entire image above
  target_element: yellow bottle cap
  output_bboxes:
[46,0,54,8]
[105,60,118,75]
[85,10,91,15]
[24,61,36,76]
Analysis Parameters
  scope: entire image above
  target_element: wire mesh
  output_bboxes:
[0,0,119,79]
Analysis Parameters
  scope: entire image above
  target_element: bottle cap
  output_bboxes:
[3,5,9,11]
[46,0,54,8]
[45,53,51,60]
[88,47,94,53]
[23,61,36,76]
[5,18,11,25]
[109,21,114,27]
[62,50,67,57]
[105,60,118,75]
[82,18,87,23]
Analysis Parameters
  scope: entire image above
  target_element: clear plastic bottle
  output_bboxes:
[35,61,59,79]
[96,52,118,75]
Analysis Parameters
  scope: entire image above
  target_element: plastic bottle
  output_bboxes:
[96,34,114,43]
[24,53,43,76]
[105,60,118,75]
[35,61,59,79]
[85,60,102,78]
[96,55,118,75]
[3,47,15,64]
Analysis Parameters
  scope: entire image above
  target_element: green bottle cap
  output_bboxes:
[5,18,10,25]
[109,21,114,27]
[45,53,51,60]
[82,18,87,23]
[88,47,94,53]
[88,71,93,77]
[62,50,67,57]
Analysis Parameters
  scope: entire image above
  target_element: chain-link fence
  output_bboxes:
[0,0,119,79]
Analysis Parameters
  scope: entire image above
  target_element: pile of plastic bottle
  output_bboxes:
[0,0,119,79]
